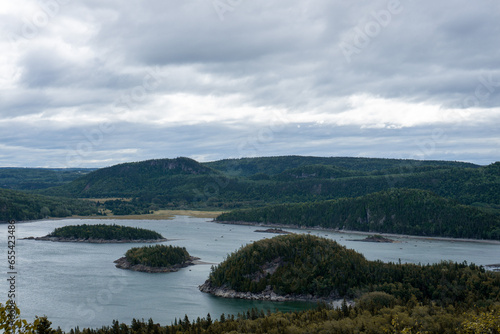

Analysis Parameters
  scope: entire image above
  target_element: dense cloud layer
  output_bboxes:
[1,0,499,167]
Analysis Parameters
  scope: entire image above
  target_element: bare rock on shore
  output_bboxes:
[348,235,398,243]
[254,228,292,234]
[198,280,344,304]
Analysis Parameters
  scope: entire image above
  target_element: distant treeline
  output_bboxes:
[217,189,500,240]
[125,245,190,268]
[48,224,164,241]
[0,167,94,190]
[207,234,500,306]
[0,188,97,222]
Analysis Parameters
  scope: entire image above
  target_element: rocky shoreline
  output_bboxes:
[198,280,346,305]
[24,236,168,243]
[114,256,200,273]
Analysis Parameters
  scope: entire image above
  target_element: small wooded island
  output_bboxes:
[348,234,397,243]
[32,224,166,243]
[115,244,199,273]
[199,234,500,304]
[254,228,292,234]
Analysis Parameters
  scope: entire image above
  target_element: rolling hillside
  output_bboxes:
[37,158,499,212]
[2,157,495,239]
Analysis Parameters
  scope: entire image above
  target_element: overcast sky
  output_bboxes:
[1,0,499,167]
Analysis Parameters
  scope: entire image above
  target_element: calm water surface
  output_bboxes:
[0,216,498,331]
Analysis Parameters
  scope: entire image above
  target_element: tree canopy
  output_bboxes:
[47,224,164,241]
[125,245,190,268]
[207,234,500,307]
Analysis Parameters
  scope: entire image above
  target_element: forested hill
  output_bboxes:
[37,157,499,214]
[204,155,479,176]
[0,189,97,222]
[217,189,500,240]
[205,234,500,304]
[40,157,219,198]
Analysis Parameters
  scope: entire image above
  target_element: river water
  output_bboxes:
[0,216,498,331]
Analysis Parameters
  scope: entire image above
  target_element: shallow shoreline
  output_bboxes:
[115,256,200,273]
[3,210,224,224]
[217,220,500,245]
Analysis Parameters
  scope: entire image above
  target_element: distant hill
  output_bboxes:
[0,168,95,190]
[38,157,499,214]
[203,234,500,304]
[40,157,219,198]
[204,155,480,176]
[0,188,97,222]
[217,189,500,240]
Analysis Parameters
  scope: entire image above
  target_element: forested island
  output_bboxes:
[254,228,292,234]
[115,244,199,273]
[217,189,500,240]
[200,234,500,306]
[33,224,166,243]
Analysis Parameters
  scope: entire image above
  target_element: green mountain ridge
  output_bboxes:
[204,155,480,176]
[40,157,219,198]
[4,156,499,228]
[38,157,499,210]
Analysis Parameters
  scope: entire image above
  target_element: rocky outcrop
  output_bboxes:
[486,263,500,272]
[348,235,398,243]
[114,256,200,273]
[198,280,344,304]
[254,228,292,234]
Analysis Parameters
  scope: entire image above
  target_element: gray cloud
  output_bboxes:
[0,0,499,167]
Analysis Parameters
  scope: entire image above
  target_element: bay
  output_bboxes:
[0,216,498,331]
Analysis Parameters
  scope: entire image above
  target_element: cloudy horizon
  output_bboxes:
[1,0,499,167]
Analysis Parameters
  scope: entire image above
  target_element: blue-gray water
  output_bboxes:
[0,216,498,331]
